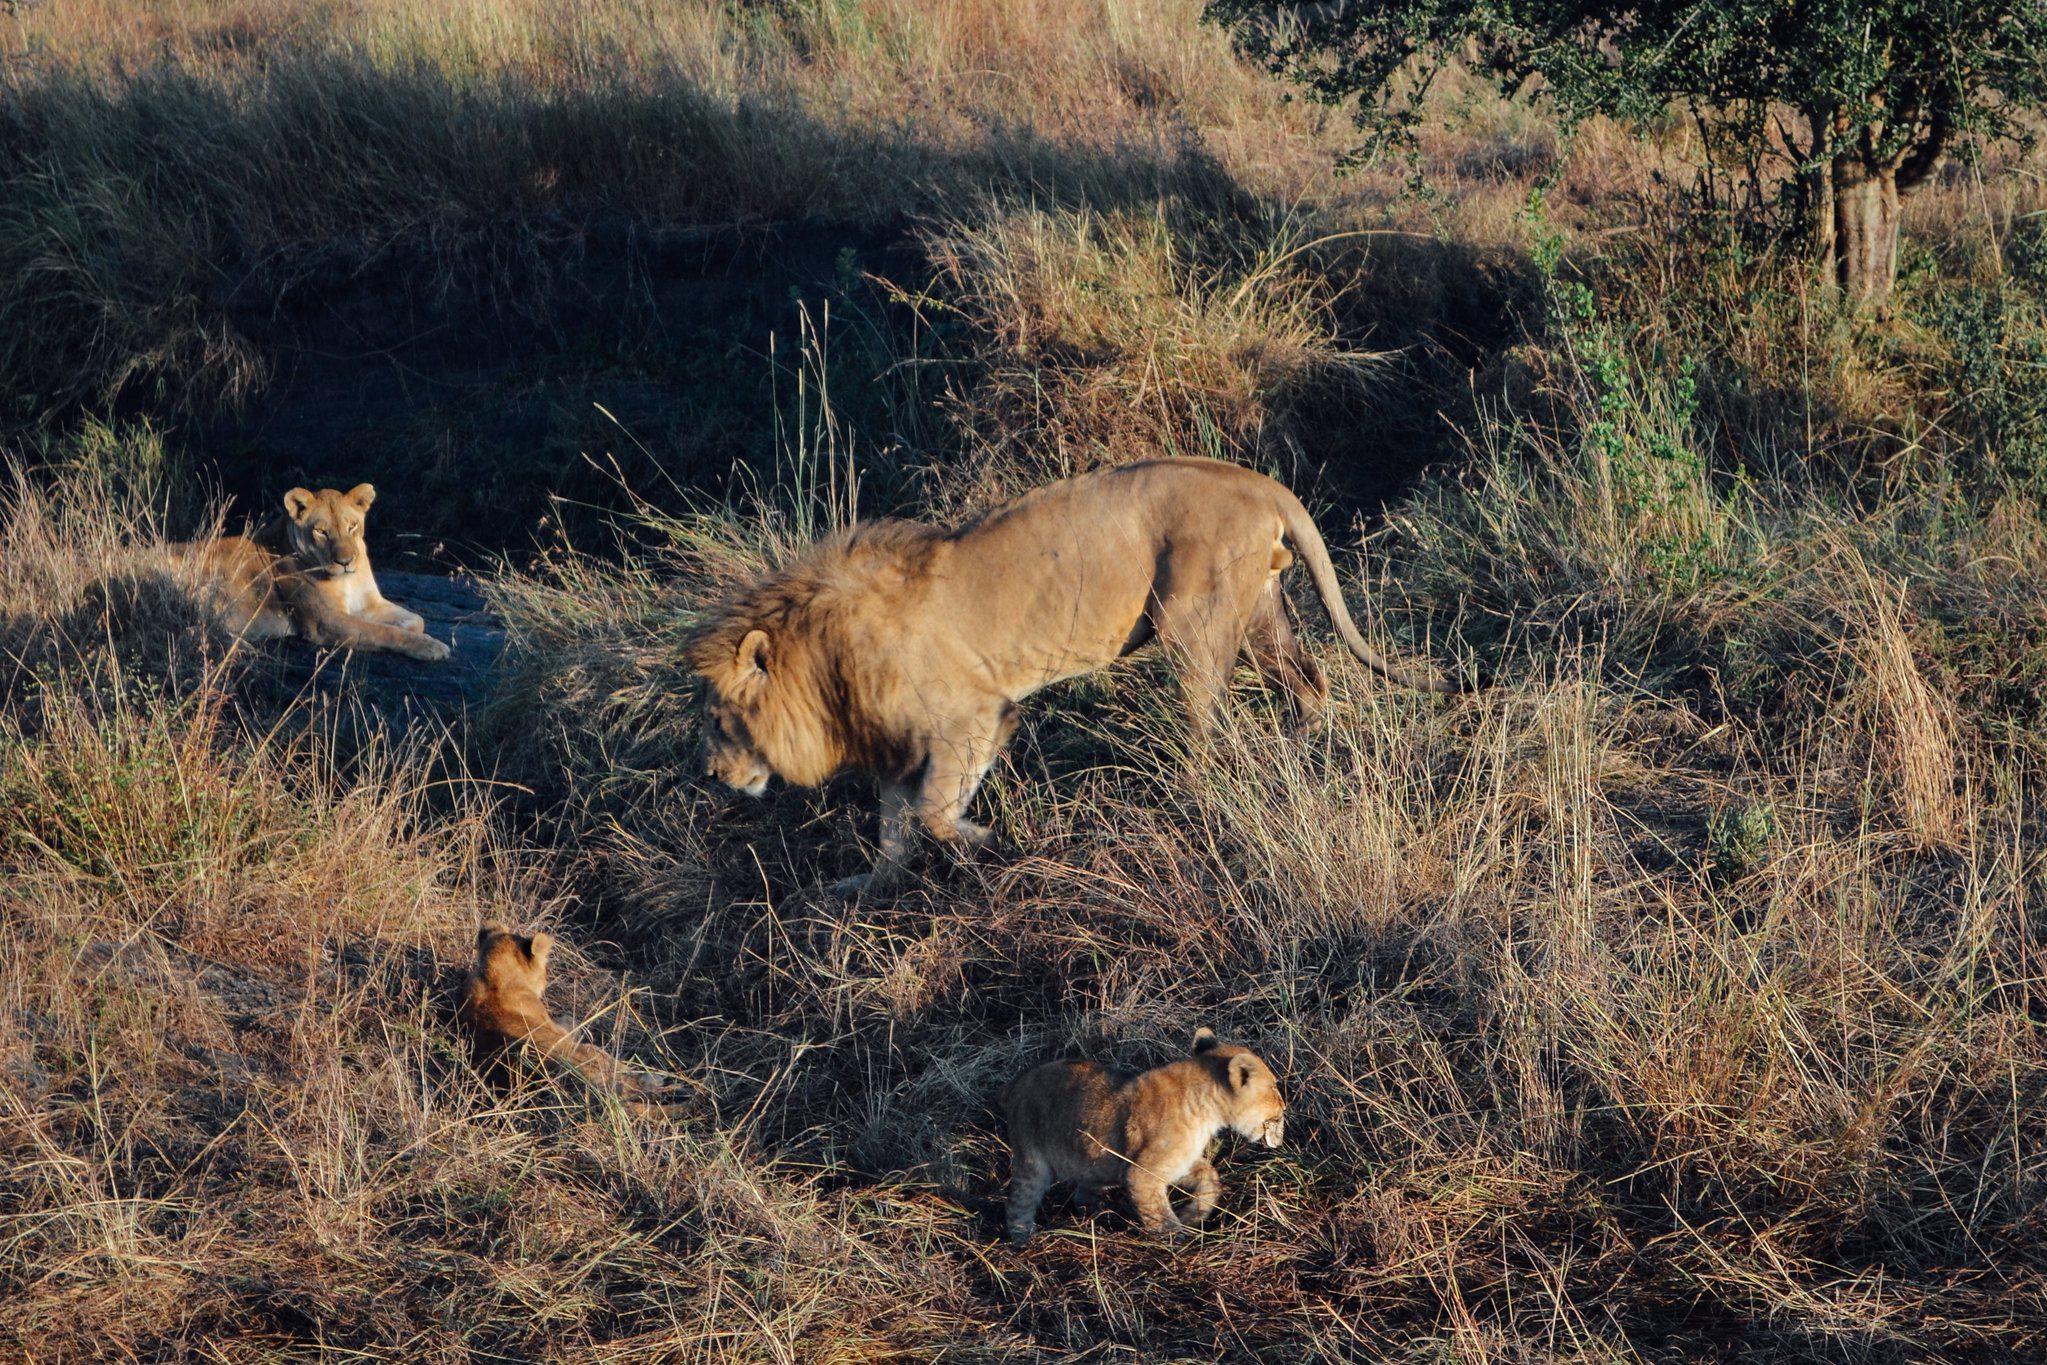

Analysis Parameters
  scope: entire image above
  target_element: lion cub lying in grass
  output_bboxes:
[1001,1027,1286,1245]
[184,484,449,661]
[456,923,672,1106]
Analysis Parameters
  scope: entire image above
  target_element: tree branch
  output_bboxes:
[1895,107,1952,191]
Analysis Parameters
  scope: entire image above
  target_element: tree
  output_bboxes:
[1206,0,2047,308]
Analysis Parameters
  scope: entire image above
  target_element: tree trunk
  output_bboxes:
[1830,150,1902,311]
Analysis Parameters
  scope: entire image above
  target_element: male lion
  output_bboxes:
[1000,1027,1286,1245]
[184,484,450,662]
[456,923,673,1105]
[689,456,1457,895]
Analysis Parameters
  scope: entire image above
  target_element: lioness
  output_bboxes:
[1001,1027,1286,1245]
[689,457,1456,894]
[185,484,450,661]
[456,923,671,1104]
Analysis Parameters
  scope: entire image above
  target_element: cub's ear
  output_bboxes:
[737,629,771,679]
[475,922,508,955]
[1192,1027,1218,1054]
[525,932,555,971]
[345,483,376,511]
[283,488,316,522]
[1229,1054,1257,1090]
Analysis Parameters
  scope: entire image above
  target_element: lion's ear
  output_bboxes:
[525,933,554,972]
[283,488,316,522]
[345,483,376,511]
[737,629,771,680]
[1229,1054,1257,1090]
[1192,1027,1218,1054]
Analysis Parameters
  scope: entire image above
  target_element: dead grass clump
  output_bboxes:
[1829,557,1967,849]
[924,203,1392,502]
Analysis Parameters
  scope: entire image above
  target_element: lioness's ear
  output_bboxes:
[1192,1027,1218,1054]
[346,483,376,511]
[1229,1054,1257,1090]
[283,487,315,522]
[737,629,771,679]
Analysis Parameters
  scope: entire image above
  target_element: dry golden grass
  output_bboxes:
[6,0,2047,1360]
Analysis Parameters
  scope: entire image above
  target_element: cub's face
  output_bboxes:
[284,484,375,574]
[1228,1057,1286,1149]
[1196,1029,1286,1148]
[698,627,775,797]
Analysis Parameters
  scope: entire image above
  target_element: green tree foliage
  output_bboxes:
[1206,0,2047,307]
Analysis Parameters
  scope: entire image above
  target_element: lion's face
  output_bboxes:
[699,627,776,797]
[282,484,375,574]
[702,692,773,797]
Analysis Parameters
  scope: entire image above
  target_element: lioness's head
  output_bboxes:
[1194,1027,1286,1148]
[282,484,376,574]
[472,921,553,997]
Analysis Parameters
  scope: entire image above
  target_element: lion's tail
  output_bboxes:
[1275,488,1462,695]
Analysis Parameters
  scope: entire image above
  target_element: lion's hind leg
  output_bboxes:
[1246,579,1328,733]
[1154,591,1255,747]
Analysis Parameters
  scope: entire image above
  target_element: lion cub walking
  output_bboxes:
[1000,1027,1286,1245]
[456,923,670,1105]
[184,484,449,661]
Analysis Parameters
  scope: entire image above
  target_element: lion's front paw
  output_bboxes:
[1140,1214,1191,1243]
[410,634,453,662]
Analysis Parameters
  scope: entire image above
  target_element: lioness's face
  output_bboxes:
[284,484,375,574]
[701,691,772,797]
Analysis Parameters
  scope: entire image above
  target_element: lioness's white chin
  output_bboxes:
[739,777,770,798]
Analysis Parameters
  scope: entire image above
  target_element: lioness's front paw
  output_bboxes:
[411,634,452,662]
